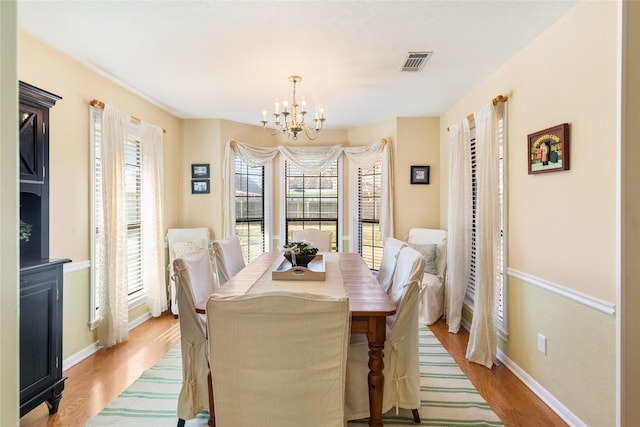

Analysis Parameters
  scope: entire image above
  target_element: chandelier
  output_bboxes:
[261,75,325,140]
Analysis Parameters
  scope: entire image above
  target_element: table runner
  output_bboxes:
[244,253,347,298]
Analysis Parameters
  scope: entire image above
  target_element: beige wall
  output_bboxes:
[182,116,440,252]
[18,32,184,263]
[440,2,616,425]
[1,1,19,425]
[17,32,184,359]
[395,117,440,239]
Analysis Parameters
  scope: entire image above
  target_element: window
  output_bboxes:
[357,159,383,270]
[284,160,338,250]
[90,108,144,325]
[464,115,507,329]
[235,157,265,263]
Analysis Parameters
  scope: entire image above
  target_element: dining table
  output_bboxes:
[196,251,396,427]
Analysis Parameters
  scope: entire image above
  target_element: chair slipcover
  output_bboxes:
[211,236,245,286]
[292,228,333,252]
[345,246,425,420]
[407,228,448,325]
[173,248,217,421]
[167,227,211,316]
[207,291,350,427]
[376,237,408,293]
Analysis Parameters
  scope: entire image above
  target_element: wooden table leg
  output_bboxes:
[367,316,387,427]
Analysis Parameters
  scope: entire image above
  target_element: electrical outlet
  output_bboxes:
[537,333,547,354]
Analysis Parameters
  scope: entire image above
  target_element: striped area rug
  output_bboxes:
[86,326,502,426]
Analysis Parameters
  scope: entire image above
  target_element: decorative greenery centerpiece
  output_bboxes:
[283,240,319,268]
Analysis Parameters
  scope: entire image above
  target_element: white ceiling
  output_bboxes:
[17,0,577,129]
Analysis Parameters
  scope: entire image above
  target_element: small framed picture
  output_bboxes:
[191,163,210,179]
[410,165,430,184]
[191,179,210,194]
[528,123,569,174]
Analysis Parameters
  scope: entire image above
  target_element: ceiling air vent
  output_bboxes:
[400,51,433,72]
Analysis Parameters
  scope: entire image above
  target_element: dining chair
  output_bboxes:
[211,236,246,286]
[206,291,350,427]
[376,237,408,293]
[172,248,217,426]
[407,228,448,325]
[167,227,211,316]
[292,228,333,252]
[345,245,425,423]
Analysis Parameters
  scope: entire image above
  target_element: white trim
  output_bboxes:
[66,311,152,371]
[507,268,616,316]
[496,348,587,427]
[63,260,91,273]
[62,342,100,371]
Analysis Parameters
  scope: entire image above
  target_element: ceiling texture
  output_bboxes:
[17,1,577,129]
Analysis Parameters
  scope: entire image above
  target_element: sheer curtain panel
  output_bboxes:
[140,121,167,316]
[97,106,130,347]
[465,103,501,368]
[445,120,472,334]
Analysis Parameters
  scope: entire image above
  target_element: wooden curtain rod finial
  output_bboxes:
[446,94,509,131]
[90,99,105,109]
[89,98,167,134]
[493,95,508,105]
[380,138,387,146]
[229,140,237,149]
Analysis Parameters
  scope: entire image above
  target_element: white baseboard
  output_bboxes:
[62,342,100,371]
[62,311,153,371]
[496,348,586,427]
[459,317,585,426]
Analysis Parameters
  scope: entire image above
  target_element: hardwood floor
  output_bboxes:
[20,312,566,427]
[429,319,567,427]
[20,311,181,427]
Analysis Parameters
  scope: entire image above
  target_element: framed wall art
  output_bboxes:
[528,123,569,174]
[191,179,210,194]
[191,163,210,179]
[410,165,430,184]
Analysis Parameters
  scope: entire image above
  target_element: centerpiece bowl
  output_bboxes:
[282,240,319,268]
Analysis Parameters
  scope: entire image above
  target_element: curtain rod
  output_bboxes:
[446,95,508,132]
[90,99,166,134]
[229,138,387,148]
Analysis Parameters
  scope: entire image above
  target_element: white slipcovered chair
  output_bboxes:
[206,291,350,427]
[167,227,211,316]
[211,236,246,286]
[376,237,408,293]
[172,248,217,426]
[292,228,333,252]
[345,245,425,423]
[407,228,448,325]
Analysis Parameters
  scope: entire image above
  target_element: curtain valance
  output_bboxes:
[222,139,394,243]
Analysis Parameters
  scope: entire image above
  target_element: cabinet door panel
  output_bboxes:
[19,103,45,183]
[19,270,58,401]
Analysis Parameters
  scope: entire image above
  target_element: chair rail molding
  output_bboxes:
[507,268,615,316]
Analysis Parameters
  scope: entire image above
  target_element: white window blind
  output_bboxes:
[234,157,265,263]
[358,159,383,270]
[284,159,338,250]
